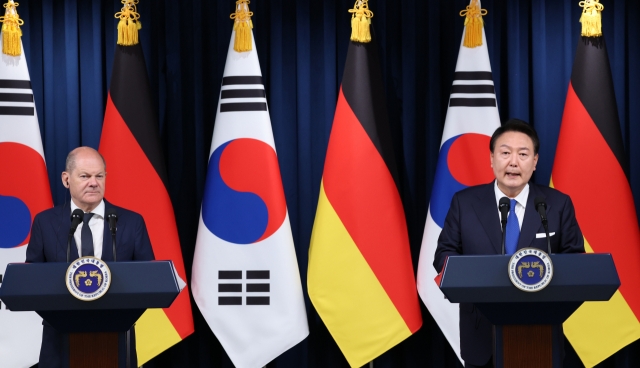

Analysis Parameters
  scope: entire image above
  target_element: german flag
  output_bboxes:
[551,34,640,368]
[307,18,422,368]
[98,39,194,367]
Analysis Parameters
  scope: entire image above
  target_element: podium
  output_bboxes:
[0,261,180,368]
[439,254,620,368]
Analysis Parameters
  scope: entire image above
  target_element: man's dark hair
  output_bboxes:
[489,118,540,155]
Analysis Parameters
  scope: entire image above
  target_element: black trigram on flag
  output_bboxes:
[219,76,267,113]
[218,270,270,305]
[448,71,497,107]
[0,80,35,116]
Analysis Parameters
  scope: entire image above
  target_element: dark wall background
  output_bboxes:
[15,0,640,367]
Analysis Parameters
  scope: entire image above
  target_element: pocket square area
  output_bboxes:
[536,232,556,238]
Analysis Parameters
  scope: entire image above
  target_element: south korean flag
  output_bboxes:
[0,14,53,368]
[191,27,309,368]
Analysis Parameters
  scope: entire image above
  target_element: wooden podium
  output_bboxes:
[0,261,180,368]
[439,254,620,368]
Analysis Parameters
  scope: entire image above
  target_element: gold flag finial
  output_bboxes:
[460,0,487,48]
[0,0,24,56]
[348,0,373,43]
[115,0,141,46]
[230,0,253,52]
[579,0,604,37]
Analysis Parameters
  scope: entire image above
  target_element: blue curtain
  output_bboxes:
[17,0,640,367]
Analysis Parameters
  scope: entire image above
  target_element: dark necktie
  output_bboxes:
[505,199,520,254]
[82,213,94,257]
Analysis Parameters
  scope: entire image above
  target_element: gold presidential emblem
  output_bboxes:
[508,248,553,292]
[66,257,111,301]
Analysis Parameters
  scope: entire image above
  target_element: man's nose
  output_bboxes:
[88,176,98,186]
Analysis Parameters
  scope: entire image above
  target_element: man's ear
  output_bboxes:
[61,172,70,188]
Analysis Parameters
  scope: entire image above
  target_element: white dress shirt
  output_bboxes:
[493,180,528,230]
[70,199,105,258]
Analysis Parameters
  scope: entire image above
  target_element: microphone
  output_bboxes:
[68,209,84,262]
[535,196,552,254]
[106,208,118,262]
[499,197,510,255]
[70,209,84,234]
[106,208,118,234]
[534,197,548,225]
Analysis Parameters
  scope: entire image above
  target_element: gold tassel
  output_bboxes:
[0,0,24,56]
[579,0,604,37]
[115,0,141,46]
[230,0,253,52]
[348,0,373,43]
[460,0,487,48]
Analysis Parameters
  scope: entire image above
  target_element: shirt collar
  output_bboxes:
[494,180,529,209]
[70,199,105,219]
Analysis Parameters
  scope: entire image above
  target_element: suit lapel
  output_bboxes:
[57,203,80,261]
[472,183,503,253]
[70,239,79,260]
[517,184,544,250]
[102,221,113,261]
[102,200,114,261]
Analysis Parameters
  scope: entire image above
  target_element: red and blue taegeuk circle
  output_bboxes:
[430,133,495,227]
[0,142,52,248]
[202,138,287,244]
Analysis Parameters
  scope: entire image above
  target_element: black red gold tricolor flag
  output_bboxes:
[552,36,640,367]
[308,31,422,367]
[99,43,194,364]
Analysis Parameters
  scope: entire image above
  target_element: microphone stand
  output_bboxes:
[68,209,84,262]
[111,227,117,262]
[109,220,126,368]
[499,197,510,255]
[501,222,507,255]
[535,198,552,255]
[542,219,551,255]
[67,233,73,263]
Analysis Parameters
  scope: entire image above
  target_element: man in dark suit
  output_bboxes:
[26,146,154,368]
[433,120,584,368]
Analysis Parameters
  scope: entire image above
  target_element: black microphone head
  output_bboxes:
[106,208,118,231]
[499,197,510,224]
[533,196,547,214]
[70,208,84,232]
[106,208,118,219]
[71,208,84,220]
[534,196,548,224]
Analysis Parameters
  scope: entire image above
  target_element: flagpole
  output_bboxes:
[369,361,374,368]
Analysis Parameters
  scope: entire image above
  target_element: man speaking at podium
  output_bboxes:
[434,120,584,368]
[25,146,154,368]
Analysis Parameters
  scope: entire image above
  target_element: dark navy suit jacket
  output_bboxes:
[26,200,154,368]
[433,182,584,366]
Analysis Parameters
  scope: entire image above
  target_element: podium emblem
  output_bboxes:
[66,257,111,301]
[508,248,553,292]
